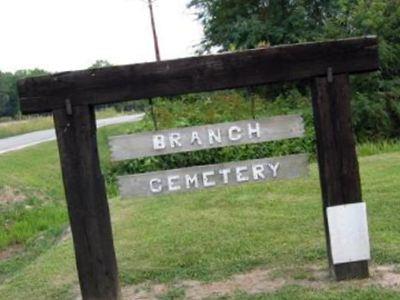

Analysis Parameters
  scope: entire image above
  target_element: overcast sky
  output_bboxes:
[0,0,204,73]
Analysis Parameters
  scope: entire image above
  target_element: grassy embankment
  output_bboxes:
[0,107,133,139]
[0,114,399,298]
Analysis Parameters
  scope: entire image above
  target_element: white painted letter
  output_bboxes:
[153,135,166,150]
[228,126,242,141]
[169,133,182,148]
[167,175,181,191]
[185,174,199,189]
[190,131,203,146]
[252,164,265,180]
[149,178,162,193]
[208,129,222,145]
[236,166,249,182]
[248,123,261,139]
[218,168,231,184]
[267,162,280,178]
[202,171,216,187]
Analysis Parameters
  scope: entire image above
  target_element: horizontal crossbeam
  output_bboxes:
[18,36,379,114]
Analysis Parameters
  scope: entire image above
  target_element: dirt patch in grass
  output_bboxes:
[57,226,71,244]
[121,264,400,299]
[0,186,27,204]
[0,244,24,261]
[373,265,400,288]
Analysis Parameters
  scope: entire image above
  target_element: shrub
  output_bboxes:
[106,90,315,193]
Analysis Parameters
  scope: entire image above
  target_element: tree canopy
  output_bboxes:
[188,0,400,140]
[189,0,400,73]
[189,0,337,51]
[0,69,48,118]
[0,60,111,118]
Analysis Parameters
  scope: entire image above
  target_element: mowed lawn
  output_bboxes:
[0,133,399,299]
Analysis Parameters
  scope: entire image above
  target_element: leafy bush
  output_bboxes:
[107,90,315,191]
[351,75,400,141]
[107,83,398,192]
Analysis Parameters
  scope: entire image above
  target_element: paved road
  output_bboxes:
[0,113,144,155]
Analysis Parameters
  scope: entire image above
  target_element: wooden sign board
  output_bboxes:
[112,115,307,198]
[118,154,308,198]
[110,115,304,161]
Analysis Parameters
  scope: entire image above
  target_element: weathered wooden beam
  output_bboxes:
[53,105,121,299]
[110,115,304,161]
[19,36,379,114]
[311,74,369,281]
[118,154,308,198]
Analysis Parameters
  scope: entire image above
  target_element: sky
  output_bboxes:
[0,0,204,73]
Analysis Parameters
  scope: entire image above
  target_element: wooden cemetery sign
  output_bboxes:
[109,116,308,197]
[17,36,379,300]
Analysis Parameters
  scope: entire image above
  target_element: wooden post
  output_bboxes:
[53,105,121,299]
[311,73,369,281]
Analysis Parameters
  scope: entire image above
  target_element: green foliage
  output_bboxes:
[0,62,137,118]
[108,91,314,184]
[349,74,400,141]
[189,0,400,142]
[0,72,18,117]
[0,198,66,250]
[189,0,337,51]
[357,140,400,156]
[324,1,400,140]
[88,59,112,69]
[0,121,135,283]
[108,87,399,184]
[324,0,400,75]
[0,69,48,118]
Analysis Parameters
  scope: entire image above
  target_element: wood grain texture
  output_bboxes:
[53,106,121,299]
[311,74,369,281]
[19,36,379,114]
[117,154,308,198]
[109,115,304,161]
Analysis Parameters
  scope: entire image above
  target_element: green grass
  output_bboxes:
[229,287,400,299]
[0,108,135,139]
[0,115,53,139]
[0,121,138,283]
[0,113,399,299]
[0,141,65,283]
[357,140,400,157]
[0,151,399,299]
[115,152,400,284]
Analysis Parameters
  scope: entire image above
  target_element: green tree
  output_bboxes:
[0,72,19,117]
[189,0,400,140]
[189,0,337,52]
[0,69,48,118]
[324,0,400,139]
[89,60,112,69]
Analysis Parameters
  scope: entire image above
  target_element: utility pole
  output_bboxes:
[148,0,161,62]
[142,0,160,130]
